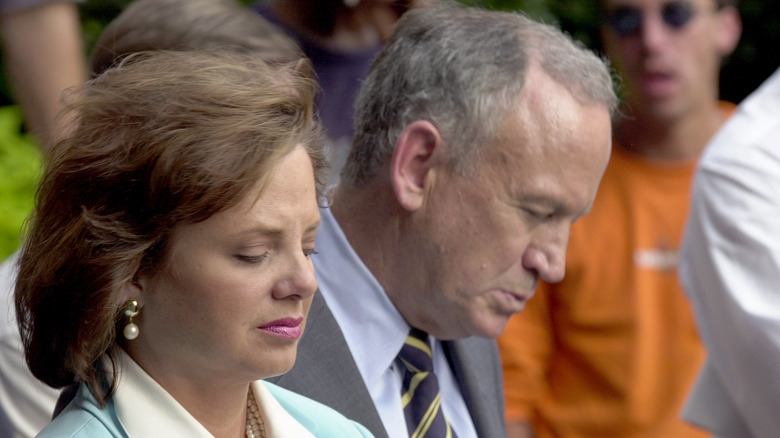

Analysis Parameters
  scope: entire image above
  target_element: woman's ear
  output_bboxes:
[119,277,144,307]
[390,120,447,211]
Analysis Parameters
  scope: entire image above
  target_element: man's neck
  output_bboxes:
[614,102,729,161]
[331,181,428,324]
[331,183,398,290]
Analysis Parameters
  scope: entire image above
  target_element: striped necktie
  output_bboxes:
[398,328,456,438]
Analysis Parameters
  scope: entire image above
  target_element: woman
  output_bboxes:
[14,50,372,437]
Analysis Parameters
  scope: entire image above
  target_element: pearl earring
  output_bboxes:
[122,299,140,340]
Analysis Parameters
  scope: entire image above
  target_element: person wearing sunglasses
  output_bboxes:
[498,1,741,438]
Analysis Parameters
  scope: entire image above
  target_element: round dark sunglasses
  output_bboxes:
[604,1,697,38]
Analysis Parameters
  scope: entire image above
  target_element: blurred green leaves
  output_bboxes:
[0,107,41,259]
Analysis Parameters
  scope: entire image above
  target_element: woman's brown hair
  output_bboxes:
[14,49,325,405]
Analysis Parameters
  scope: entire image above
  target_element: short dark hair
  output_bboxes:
[15,50,325,405]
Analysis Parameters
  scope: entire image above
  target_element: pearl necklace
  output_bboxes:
[246,389,266,438]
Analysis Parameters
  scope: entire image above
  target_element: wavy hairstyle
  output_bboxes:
[14,50,325,405]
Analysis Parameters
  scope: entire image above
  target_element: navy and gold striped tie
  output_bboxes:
[398,328,456,438]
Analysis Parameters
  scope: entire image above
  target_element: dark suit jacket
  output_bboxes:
[271,292,506,438]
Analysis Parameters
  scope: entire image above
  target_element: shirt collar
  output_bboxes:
[252,381,315,438]
[112,351,314,437]
[113,351,213,437]
[314,207,410,387]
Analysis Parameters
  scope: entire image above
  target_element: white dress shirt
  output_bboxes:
[314,208,477,438]
[680,67,780,438]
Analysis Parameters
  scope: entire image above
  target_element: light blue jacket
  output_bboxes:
[38,381,374,437]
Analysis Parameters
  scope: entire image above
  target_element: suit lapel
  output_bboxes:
[444,337,507,438]
[270,292,389,438]
[273,293,505,438]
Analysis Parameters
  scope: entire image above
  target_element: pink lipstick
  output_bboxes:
[258,317,303,339]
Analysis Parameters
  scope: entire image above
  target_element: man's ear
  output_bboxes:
[715,6,742,57]
[390,120,446,211]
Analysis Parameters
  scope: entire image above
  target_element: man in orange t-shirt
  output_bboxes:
[498,1,742,437]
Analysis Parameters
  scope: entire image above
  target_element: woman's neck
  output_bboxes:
[180,386,250,438]
[123,345,255,437]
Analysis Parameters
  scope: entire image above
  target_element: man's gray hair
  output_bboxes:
[341,2,618,187]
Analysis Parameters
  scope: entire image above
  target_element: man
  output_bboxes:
[498,0,741,437]
[681,66,780,438]
[270,4,617,438]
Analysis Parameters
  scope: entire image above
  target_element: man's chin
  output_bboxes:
[471,315,512,339]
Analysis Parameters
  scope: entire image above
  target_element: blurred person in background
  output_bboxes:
[90,0,301,75]
[254,0,424,184]
[0,0,85,152]
[499,0,741,437]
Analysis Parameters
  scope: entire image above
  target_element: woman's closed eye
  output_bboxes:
[235,253,270,264]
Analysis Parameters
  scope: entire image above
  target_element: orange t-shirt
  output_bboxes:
[498,118,734,437]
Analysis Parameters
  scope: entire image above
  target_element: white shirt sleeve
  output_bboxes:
[680,68,780,438]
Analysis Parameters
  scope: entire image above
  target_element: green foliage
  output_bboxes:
[0,106,41,260]
[548,0,601,50]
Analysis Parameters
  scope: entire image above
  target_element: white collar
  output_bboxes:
[112,351,314,437]
[113,351,212,437]
[313,208,410,386]
[251,381,315,438]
